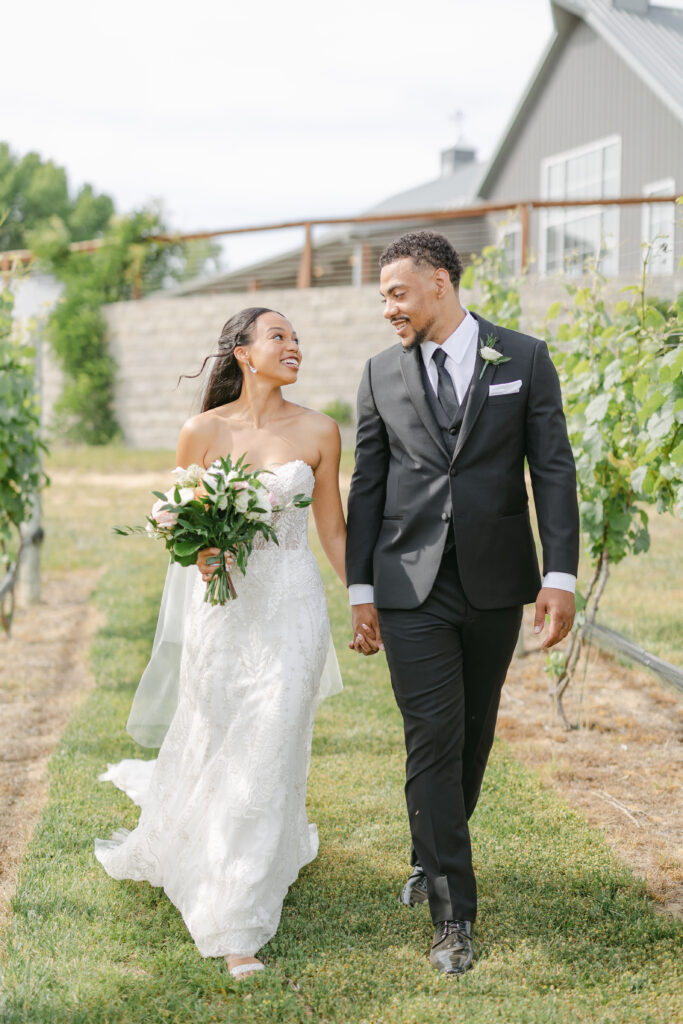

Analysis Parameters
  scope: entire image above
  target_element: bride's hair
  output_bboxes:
[181,307,282,411]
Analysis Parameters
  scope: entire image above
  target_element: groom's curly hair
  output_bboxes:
[379,231,464,287]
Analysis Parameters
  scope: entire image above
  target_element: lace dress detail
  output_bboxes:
[95,461,333,957]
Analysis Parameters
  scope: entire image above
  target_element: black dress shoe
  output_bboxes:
[429,920,474,975]
[399,865,429,907]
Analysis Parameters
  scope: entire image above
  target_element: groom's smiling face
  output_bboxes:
[380,258,441,350]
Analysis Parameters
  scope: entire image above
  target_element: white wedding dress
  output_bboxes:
[95,460,342,957]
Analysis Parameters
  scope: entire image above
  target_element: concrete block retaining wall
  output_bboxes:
[40,275,682,449]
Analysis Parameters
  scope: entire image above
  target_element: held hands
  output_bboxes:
[197,547,234,584]
[349,603,384,656]
[533,587,575,649]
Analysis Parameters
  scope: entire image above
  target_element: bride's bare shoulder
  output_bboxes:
[288,403,340,439]
[177,408,229,464]
[179,409,219,441]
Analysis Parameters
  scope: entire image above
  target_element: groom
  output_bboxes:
[345,231,579,976]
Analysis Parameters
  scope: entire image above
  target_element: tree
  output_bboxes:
[1,142,221,443]
[0,142,114,251]
[32,206,192,443]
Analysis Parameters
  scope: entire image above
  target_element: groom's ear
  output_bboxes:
[433,267,451,298]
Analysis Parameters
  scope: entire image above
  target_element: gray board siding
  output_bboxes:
[483,18,683,274]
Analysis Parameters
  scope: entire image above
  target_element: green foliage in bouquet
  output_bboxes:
[116,454,312,605]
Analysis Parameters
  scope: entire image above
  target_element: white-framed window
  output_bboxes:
[539,135,621,276]
[642,178,675,276]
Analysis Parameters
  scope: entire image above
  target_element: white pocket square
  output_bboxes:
[489,379,522,396]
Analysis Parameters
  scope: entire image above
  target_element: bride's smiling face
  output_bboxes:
[236,312,301,383]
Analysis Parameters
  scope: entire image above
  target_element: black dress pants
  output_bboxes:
[378,547,522,924]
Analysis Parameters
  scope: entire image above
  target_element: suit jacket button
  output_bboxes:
[448,427,457,435]
[450,468,457,476]
[441,512,449,521]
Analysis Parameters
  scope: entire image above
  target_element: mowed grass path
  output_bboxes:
[0,447,680,1023]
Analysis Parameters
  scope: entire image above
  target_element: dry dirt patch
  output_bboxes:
[0,570,103,929]
[499,608,683,918]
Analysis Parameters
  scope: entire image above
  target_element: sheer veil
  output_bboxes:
[127,561,343,748]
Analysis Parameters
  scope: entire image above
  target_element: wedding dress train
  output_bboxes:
[95,460,342,957]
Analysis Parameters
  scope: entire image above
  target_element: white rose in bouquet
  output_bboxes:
[233,485,251,514]
[175,486,196,506]
[172,464,204,488]
[245,483,274,523]
[202,463,238,509]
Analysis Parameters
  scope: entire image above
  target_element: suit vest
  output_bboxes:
[418,354,470,455]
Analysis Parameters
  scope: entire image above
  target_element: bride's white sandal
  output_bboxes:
[225,955,265,980]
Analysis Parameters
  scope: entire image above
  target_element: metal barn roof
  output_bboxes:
[479,0,683,196]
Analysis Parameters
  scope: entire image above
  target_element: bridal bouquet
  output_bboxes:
[115,454,312,605]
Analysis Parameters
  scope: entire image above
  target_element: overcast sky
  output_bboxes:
[4,0,681,270]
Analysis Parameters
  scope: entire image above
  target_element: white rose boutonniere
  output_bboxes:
[478,335,511,379]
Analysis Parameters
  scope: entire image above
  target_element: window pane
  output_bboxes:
[599,209,619,276]
[567,150,602,198]
[645,202,674,275]
[565,154,583,198]
[502,230,520,275]
[540,139,622,275]
[547,162,565,198]
[602,143,620,197]
[545,223,564,273]
[564,214,599,272]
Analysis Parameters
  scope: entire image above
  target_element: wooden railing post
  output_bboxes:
[297,223,312,288]
[521,203,531,273]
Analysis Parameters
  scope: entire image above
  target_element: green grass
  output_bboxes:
[592,512,682,668]
[45,443,175,475]
[0,447,680,1023]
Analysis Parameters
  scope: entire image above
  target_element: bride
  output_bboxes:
[95,306,347,979]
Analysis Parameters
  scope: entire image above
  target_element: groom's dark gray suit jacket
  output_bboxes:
[346,314,580,610]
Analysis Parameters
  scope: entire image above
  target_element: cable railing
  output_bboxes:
[1,194,680,294]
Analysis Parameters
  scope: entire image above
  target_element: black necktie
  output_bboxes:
[432,347,459,420]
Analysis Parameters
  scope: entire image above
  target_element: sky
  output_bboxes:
[4,0,682,272]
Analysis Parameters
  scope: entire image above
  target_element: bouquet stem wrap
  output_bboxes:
[206,550,238,605]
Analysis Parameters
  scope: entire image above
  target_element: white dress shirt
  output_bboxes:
[421,311,479,405]
[349,311,576,605]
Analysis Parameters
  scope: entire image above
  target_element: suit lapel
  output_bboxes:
[452,314,502,463]
[399,346,449,459]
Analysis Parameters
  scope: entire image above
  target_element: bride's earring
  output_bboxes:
[247,361,258,375]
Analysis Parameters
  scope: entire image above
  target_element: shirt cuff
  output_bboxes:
[348,583,375,606]
[542,572,576,594]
